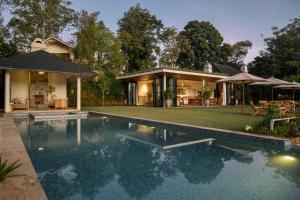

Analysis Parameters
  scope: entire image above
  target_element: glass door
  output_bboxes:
[128,82,136,106]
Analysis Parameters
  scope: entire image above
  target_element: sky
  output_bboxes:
[3,0,300,63]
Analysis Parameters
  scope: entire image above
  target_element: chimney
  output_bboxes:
[204,62,212,73]
[31,38,47,52]
[241,64,248,73]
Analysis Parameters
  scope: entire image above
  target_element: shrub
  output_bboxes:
[0,155,22,182]
[248,103,300,137]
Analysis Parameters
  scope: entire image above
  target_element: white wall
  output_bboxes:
[10,70,29,100]
[48,73,67,99]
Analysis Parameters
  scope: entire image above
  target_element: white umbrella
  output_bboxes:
[217,72,268,113]
[249,76,291,100]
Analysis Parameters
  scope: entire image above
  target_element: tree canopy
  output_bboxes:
[117,4,163,72]
[250,17,300,80]
[7,0,76,51]
[177,20,223,70]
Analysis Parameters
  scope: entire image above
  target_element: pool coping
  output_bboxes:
[89,111,292,147]
[0,114,48,200]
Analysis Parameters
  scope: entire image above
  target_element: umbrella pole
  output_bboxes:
[242,83,245,114]
[272,86,274,101]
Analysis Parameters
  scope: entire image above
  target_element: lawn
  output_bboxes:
[84,106,259,131]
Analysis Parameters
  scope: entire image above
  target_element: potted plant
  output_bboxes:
[163,89,173,108]
[203,89,211,106]
[45,85,56,107]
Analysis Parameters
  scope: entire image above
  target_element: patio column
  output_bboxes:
[222,83,227,106]
[4,70,10,113]
[77,76,81,111]
[202,79,206,105]
[163,73,167,107]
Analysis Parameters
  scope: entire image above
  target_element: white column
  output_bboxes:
[202,79,206,105]
[77,76,81,110]
[5,71,10,113]
[77,119,81,145]
[163,73,167,107]
[222,82,227,106]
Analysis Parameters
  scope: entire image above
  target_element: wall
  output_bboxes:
[10,70,29,100]
[48,73,67,100]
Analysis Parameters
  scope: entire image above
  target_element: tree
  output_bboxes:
[177,20,223,70]
[74,10,125,105]
[118,4,163,72]
[8,0,76,51]
[229,40,252,68]
[0,35,18,58]
[159,27,182,68]
[250,17,300,80]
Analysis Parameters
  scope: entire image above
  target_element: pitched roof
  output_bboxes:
[212,63,239,76]
[44,37,74,48]
[0,50,95,76]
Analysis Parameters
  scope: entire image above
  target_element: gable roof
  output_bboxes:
[212,63,239,76]
[44,37,74,48]
[0,50,95,76]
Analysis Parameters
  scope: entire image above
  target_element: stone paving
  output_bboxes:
[0,114,47,200]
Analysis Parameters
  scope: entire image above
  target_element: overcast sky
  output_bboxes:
[3,0,300,63]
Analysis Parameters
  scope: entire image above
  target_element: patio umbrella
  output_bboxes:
[274,82,300,101]
[249,76,291,100]
[217,72,268,113]
[274,82,300,113]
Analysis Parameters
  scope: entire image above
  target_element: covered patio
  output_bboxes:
[0,50,95,113]
[117,66,238,107]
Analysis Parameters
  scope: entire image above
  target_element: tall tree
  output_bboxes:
[177,20,223,70]
[8,0,76,51]
[250,17,300,80]
[74,10,125,105]
[118,4,163,72]
[159,27,180,68]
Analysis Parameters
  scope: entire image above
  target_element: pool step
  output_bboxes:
[30,112,88,121]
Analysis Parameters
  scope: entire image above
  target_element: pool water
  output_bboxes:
[15,114,300,200]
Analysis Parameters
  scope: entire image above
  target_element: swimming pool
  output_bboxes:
[15,114,300,200]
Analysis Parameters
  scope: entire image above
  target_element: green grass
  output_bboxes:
[84,106,259,131]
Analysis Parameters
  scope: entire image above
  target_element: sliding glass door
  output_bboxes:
[128,82,137,106]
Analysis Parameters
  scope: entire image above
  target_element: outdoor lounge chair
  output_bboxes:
[250,101,266,116]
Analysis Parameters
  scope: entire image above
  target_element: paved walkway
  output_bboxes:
[0,114,47,200]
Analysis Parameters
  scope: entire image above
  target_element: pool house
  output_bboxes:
[117,63,239,107]
[0,39,95,113]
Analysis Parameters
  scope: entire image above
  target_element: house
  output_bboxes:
[117,63,239,107]
[0,38,95,113]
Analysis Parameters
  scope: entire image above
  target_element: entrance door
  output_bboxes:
[128,82,137,106]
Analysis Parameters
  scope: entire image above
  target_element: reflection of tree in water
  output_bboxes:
[173,144,254,184]
[172,145,225,184]
[72,145,116,199]
[265,149,300,187]
[115,140,177,200]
